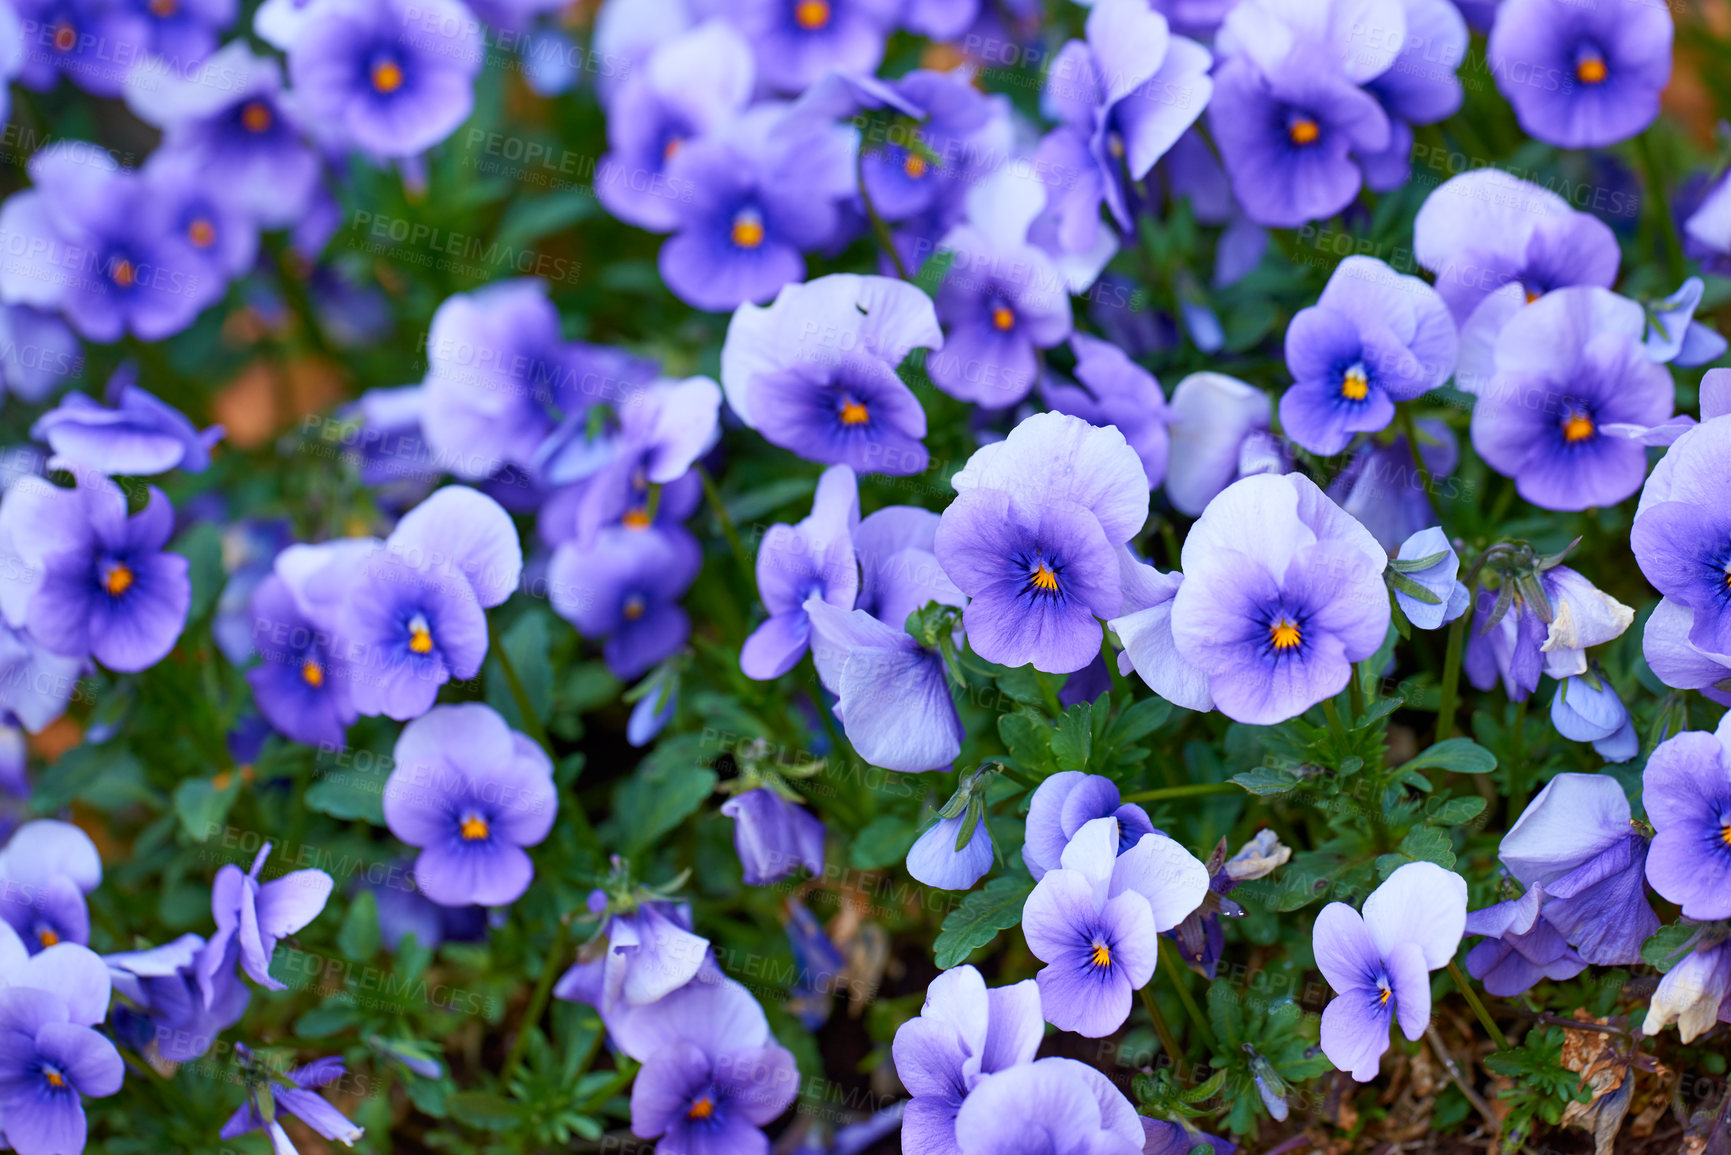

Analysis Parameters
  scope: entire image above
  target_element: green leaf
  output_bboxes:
[493,190,597,251]
[172,521,227,623]
[997,710,1054,772]
[172,774,239,841]
[1389,549,1450,574]
[305,766,388,825]
[1402,738,1497,775]
[1387,570,1443,604]
[933,876,1033,968]
[337,889,380,961]
[33,746,143,813]
[609,744,717,856]
[485,608,554,730]
[1377,826,1456,876]
[1051,704,1092,771]
[850,815,916,870]
[1641,923,1699,973]
[446,1091,524,1131]
[912,248,955,298]
[293,1003,361,1038]
[1107,696,1172,745]
[1230,767,1301,796]
[1429,796,1487,826]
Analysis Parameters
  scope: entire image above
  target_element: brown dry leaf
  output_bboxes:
[30,715,83,761]
[212,358,346,449]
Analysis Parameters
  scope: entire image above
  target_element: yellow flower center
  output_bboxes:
[372,61,405,94]
[52,23,75,52]
[1269,619,1301,651]
[904,152,927,179]
[839,398,870,426]
[242,101,272,133]
[1576,57,1606,85]
[731,211,765,249]
[188,218,215,248]
[39,929,59,948]
[1721,823,1731,847]
[1525,288,1542,305]
[104,563,134,597]
[1030,563,1059,592]
[795,0,830,28]
[408,621,434,654]
[991,306,1015,331]
[1379,987,1392,1006]
[1341,365,1369,401]
[111,259,136,288]
[460,814,489,841]
[688,1096,716,1119]
[1562,412,1595,443]
[624,595,646,621]
[622,508,652,529]
[301,659,324,688]
[1090,942,1112,968]
[45,1070,65,1089]
[1288,118,1320,146]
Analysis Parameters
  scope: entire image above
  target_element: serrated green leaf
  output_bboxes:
[1640,923,1699,973]
[1231,767,1300,796]
[1108,696,1172,745]
[1051,704,1092,771]
[1429,796,1487,826]
[609,757,717,856]
[446,1091,523,1131]
[998,710,1054,771]
[933,876,1033,968]
[1402,738,1497,774]
[337,888,380,961]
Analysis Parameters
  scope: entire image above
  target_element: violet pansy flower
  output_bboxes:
[722,0,897,95]
[1021,771,1155,881]
[1487,0,1672,149]
[935,412,1148,674]
[1549,674,1637,763]
[721,274,943,476]
[955,1056,1145,1155]
[927,225,1072,408]
[1471,287,1674,512]
[807,600,962,773]
[1168,473,1389,725]
[1313,862,1466,1081]
[32,364,224,476]
[1110,552,1214,714]
[850,504,964,631]
[719,788,826,886]
[891,964,1043,1155]
[1041,334,1172,490]
[1642,713,1731,922]
[219,1045,364,1151]
[1162,371,1276,517]
[553,900,711,1017]
[1021,816,1208,1037]
[1278,255,1457,457]
[1632,405,1731,658]
[739,464,859,681]
[196,842,333,1005]
[1390,527,1468,632]
[0,986,124,1155]
[1463,565,1632,702]
[1497,773,1658,965]
[382,703,557,908]
[1328,421,1458,554]
[105,932,250,1063]
[551,525,702,681]
[1462,883,1587,998]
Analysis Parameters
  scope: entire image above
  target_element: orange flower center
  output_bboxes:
[460,814,489,841]
[1288,118,1320,146]
[372,61,405,94]
[904,152,927,179]
[795,0,830,28]
[104,562,134,597]
[1029,563,1059,592]
[52,23,76,52]
[39,929,59,948]
[1090,942,1112,968]
[839,398,869,426]
[1379,987,1392,1006]
[111,259,136,288]
[622,508,652,529]
[991,306,1015,331]
[1576,57,1606,85]
[301,659,324,687]
[149,0,176,16]
[241,102,272,133]
[624,595,646,621]
[1269,619,1301,651]
[408,619,434,654]
[1341,365,1368,401]
[731,211,765,249]
[1562,412,1595,443]
[688,1096,715,1119]
[45,1070,65,1089]
[188,218,215,248]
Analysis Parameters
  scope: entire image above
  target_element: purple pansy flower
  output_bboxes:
[739,464,859,681]
[1111,553,1214,714]
[609,977,799,1155]
[241,538,370,747]
[1642,928,1731,1043]
[288,0,483,158]
[1163,371,1276,517]
[927,226,1073,408]
[936,412,1149,674]
[1022,771,1155,881]
[141,150,257,286]
[0,144,211,342]
[807,601,962,773]
[1642,714,1731,922]
[891,964,1042,1155]
[850,504,965,630]
[1643,596,1731,707]
[1041,334,1172,489]
[1357,0,1467,192]
[1463,565,1632,702]
[0,304,81,403]
[1169,473,1389,725]
[0,872,87,956]
[383,703,556,908]
[721,275,942,476]
[954,1056,1145,1155]
[551,524,701,680]
[1685,167,1731,276]
[1642,277,1727,367]
[541,374,719,518]
[1487,0,1672,149]
[1463,884,1587,998]
[722,0,897,94]
[1497,773,1658,965]
[219,1044,364,1151]
[11,0,151,96]
[4,473,191,673]
[108,933,250,1063]
[1549,674,1637,763]
[0,986,124,1155]
[1472,287,1674,512]
[906,810,995,891]
[554,899,712,1017]
[1632,410,1731,658]
[1391,527,1468,632]
[1022,816,1208,1037]
[1327,420,1458,553]
[1412,169,1620,394]
[196,842,333,1004]
[1313,862,1466,1082]
[1278,256,1457,456]
[32,364,224,476]
[719,788,826,886]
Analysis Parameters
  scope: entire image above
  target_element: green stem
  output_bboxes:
[1100,632,1127,701]
[1322,697,1348,742]
[1038,676,1065,721]
[1138,983,1185,1073]
[1120,782,1243,803]
[1505,699,1528,824]
[1396,403,1424,456]
[500,916,573,1086]
[696,464,755,586]
[858,150,911,281]
[1158,520,1183,571]
[1348,662,1366,722]
[1158,939,1216,1050]
[1447,959,1509,1050]
[490,618,553,758]
[1635,131,1687,283]
[994,761,1043,791]
[1435,612,1467,741]
[579,1058,643,1113]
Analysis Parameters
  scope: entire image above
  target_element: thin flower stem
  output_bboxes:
[501,915,573,1086]
[696,464,756,586]
[1322,697,1349,743]
[1447,959,1509,1051]
[994,761,1043,791]
[1120,782,1243,803]
[1348,664,1366,722]
[1636,130,1687,283]
[1138,983,1185,1072]
[1158,938,1216,1050]
[1435,612,1467,741]
[1425,1023,1501,1135]
[857,151,911,282]
[490,618,603,858]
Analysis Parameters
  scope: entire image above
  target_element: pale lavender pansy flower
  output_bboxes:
[1357,0,1467,192]
[1642,928,1731,1043]
[720,275,942,476]
[739,464,859,681]
[1327,419,1458,553]
[1642,596,1731,707]
[954,1056,1145,1155]
[553,900,711,1017]
[891,964,1043,1155]
[807,600,962,773]
[1021,816,1208,1038]
[719,788,826,886]
[31,364,224,476]
[1278,255,1457,456]
[219,1045,364,1151]
[1632,401,1731,659]
[196,842,333,1005]
[1169,473,1389,725]
[1462,884,1586,997]
[1463,566,1632,702]
[551,525,702,681]
[928,225,1072,408]
[722,0,898,95]
[1313,862,1466,1081]
[0,985,125,1155]
[850,504,964,630]
[1497,773,1658,965]
[1549,674,1637,763]
[382,703,556,908]
[1021,771,1155,881]
[1391,527,1468,632]
[1110,552,1214,715]
[1162,371,1274,517]
[1642,713,1731,922]
[1642,277,1727,367]
[906,811,995,891]
[1487,0,1672,149]
[107,932,250,1063]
